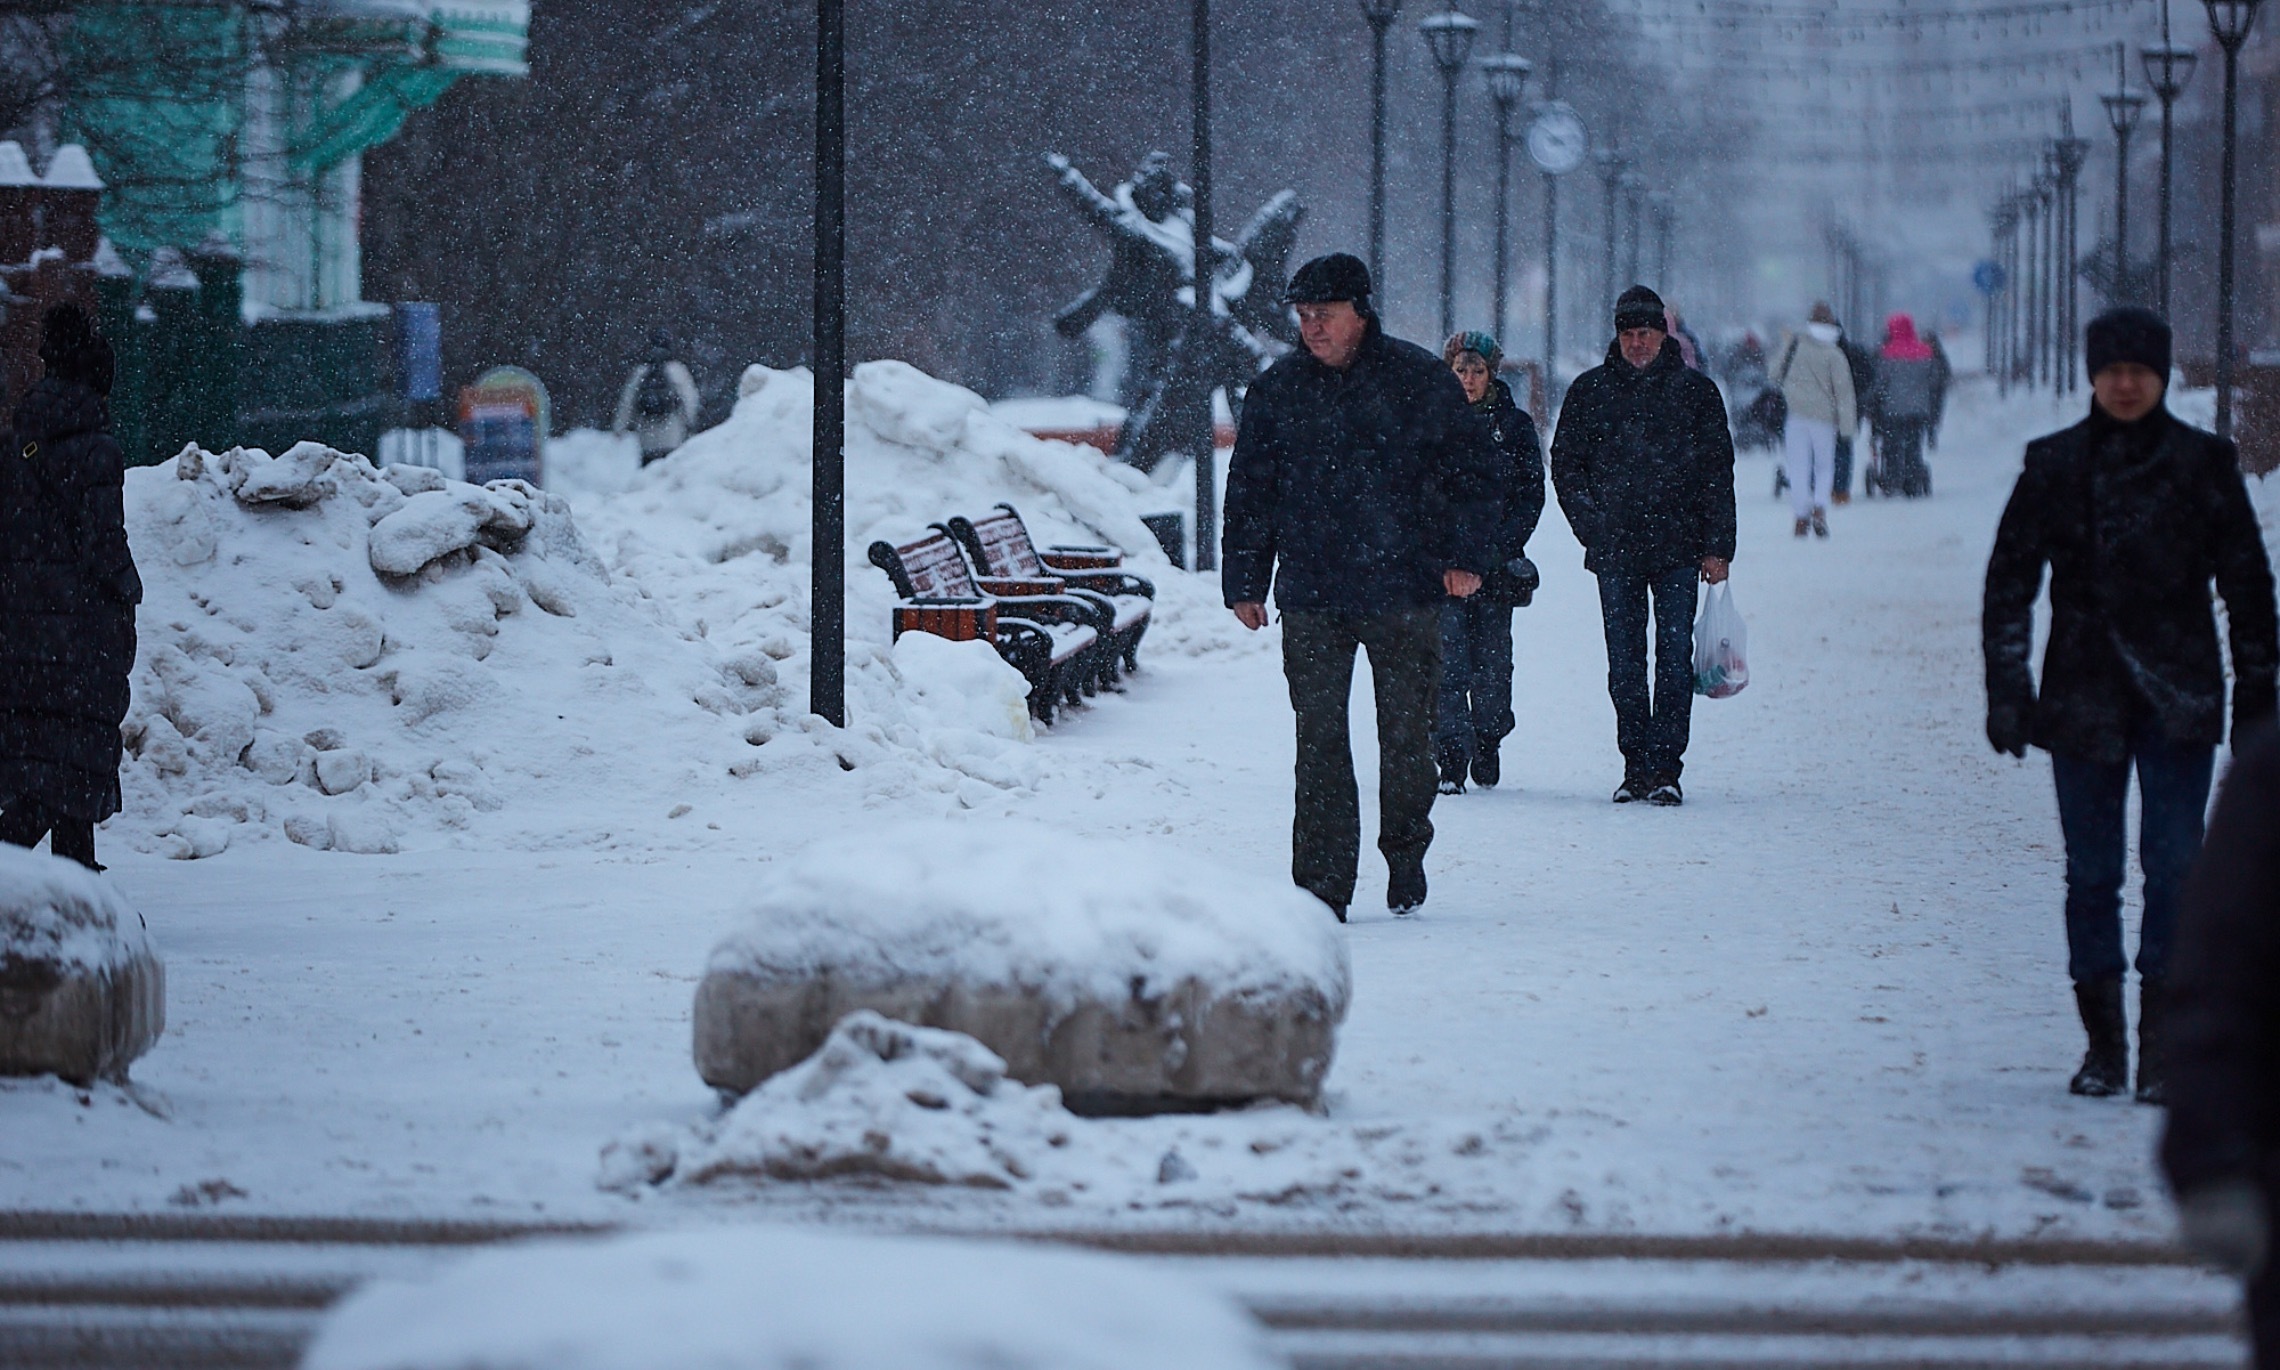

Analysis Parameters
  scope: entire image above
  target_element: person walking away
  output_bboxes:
[0,304,141,870]
[1223,253,1499,922]
[1436,331,1545,795]
[1833,323,1876,503]
[612,328,701,466]
[1983,305,2277,1103]
[1925,330,1954,453]
[1870,313,1941,498]
[1550,285,1737,806]
[1776,302,1856,537]
[2160,723,2280,1368]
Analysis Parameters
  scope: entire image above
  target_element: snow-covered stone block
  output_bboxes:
[693,822,1348,1113]
[0,847,163,1084]
[300,1225,1282,1370]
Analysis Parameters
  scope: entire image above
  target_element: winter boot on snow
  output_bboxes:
[1471,740,1502,789]
[1388,865,1427,918]
[1437,746,1468,796]
[1811,508,1830,538]
[2069,978,2129,1097]
[1793,517,1810,538]
[2134,980,2167,1105]
[1613,773,1647,803]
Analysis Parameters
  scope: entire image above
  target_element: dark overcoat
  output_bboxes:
[2160,723,2280,1235]
[1221,320,1499,613]
[0,377,141,822]
[1982,405,2277,764]
[1548,336,1738,578]
[1476,377,1546,577]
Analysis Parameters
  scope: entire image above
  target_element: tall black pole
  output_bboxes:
[2156,80,2181,317]
[1596,152,1623,318]
[1622,178,1643,290]
[1543,173,1558,394]
[810,0,845,727]
[1192,0,1216,573]
[2217,37,2243,438]
[1438,61,1460,337]
[1366,7,1397,296]
[1492,100,1513,347]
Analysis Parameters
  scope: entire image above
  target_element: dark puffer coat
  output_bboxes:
[1548,336,1737,578]
[1983,405,2277,764]
[1222,319,1499,612]
[0,377,141,822]
[2160,723,2280,1206]
[1475,378,1546,590]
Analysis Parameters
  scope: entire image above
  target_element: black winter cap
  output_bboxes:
[2086,306,2171,383]
[1284,253,1373,307]
[38,302,112,397]
[1613,285,1666,333]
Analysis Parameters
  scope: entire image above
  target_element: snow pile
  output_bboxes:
[116,442,783,856]
[612,1011,1071,1190]
[300,1225,1282,1370]
[570,362,1260,749]
[704,820,1350,1014]
[890,632,1034,742]
[0,846,151,973]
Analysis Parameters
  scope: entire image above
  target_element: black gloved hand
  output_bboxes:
[1986,702,2030,759]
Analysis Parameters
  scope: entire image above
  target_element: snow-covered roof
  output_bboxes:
[41,145,103,191]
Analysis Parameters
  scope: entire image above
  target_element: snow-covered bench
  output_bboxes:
[867,529,1105,723]
[948,503,1153,677]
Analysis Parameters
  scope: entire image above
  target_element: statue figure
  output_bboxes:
[1044,151,1307,473]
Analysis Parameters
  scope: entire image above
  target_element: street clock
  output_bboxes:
[1527,102,1588,176]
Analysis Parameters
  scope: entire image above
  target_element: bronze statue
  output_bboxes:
[1044,151,1306,472]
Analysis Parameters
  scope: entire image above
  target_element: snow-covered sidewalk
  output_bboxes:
[0,377,2233,1246]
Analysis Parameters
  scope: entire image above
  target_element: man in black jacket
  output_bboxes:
[1549,285,1737,806]
[2161,724,2280,1367]
[1223,253,1498,922]
[1983,305,2277,1103]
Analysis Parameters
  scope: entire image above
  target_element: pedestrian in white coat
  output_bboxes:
[1774,301,1858,538]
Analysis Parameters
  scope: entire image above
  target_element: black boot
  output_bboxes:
[2069,978,2129,1097]
[2135,980,2167,1106]
[1437,745,1467,796]
[1471,739,1501,789]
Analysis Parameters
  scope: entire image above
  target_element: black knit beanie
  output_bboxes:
[2085,306,2170,383]
[38,302,113,396]
[1614,285,1666,333]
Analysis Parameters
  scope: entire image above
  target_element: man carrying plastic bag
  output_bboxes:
[1693,584,1749,700]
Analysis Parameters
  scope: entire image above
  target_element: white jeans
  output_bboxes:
[1783,418,1837,519]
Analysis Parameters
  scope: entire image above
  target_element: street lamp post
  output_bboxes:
[1650,191,1674,289]
[1421,1,1479,339]
[2024,177,2045,390]
[1359,0,1404,298]
[1191,0,1217,573]
[2207,0,2262,439]
[2053,116,2091,392]
[2101,45,2148,307]
[1620,171,1645,290]
[1594,147,1628,317]
[1481,49,1532,346]
[811,0,846,726]
[2143,5,2199,318]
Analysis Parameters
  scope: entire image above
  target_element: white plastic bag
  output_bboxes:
[1692,582,1749,699]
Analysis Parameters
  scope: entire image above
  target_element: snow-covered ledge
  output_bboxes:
[692,822,1348,1114]
[0,847,164,1085]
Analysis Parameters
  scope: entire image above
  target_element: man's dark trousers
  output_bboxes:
[1437,597,1515,761]
[1597,566,1700,782]
[1283,608,1442,908]
[2049,715,2215,984]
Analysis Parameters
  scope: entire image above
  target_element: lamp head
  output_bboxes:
[2101,86,2149,135]
[1358,0,1404,27]
[1480,51,1532,109]
[2207,0,2262,49]
[2141,42,2200,100]
[1420,4,1480,73]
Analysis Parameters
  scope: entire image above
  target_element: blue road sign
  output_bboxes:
[1972,260,2007,296]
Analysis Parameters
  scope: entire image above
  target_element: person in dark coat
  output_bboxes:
[0,303,141,870]
[1870,312,1941,499]
[1549,285,1738,806]
[1983,305,2277,1103]
[1223,253,1499,922]
[2160,723,2280,1368]
[1434,331,1545,795]
[1833,326,1876,504]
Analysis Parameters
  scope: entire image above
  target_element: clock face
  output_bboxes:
[1528,103,1588,176]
